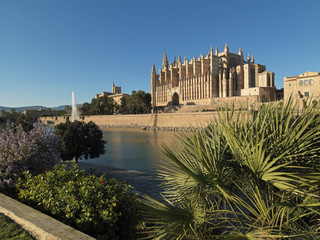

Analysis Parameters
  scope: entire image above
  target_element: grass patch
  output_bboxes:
[0,213,35,240]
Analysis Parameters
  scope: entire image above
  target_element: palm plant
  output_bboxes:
[139,98,320,239]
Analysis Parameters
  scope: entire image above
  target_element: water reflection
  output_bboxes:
[79,128,178,173]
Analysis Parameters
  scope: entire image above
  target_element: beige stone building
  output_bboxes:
[151,44,276,108]
[95,83,129,105]
[284,71,320,100]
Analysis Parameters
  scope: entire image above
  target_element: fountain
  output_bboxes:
[71,91,79,122]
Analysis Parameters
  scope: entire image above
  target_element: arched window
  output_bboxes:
[299,80,303,86]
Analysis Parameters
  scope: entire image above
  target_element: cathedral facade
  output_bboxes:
[151,44,276,108]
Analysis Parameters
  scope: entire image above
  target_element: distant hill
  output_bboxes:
[0,105,69,113]
[52,105,69,111]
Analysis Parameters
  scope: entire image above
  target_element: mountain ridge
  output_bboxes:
[0,105,68,113]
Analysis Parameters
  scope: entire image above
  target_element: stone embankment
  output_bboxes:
[98,124,196,131]
[41,112,219,130]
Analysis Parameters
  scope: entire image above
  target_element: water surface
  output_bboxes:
[80,128,179,173]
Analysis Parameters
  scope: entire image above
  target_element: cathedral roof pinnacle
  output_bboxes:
[224,43,229,53]
[162,50,168,68]
[238,47,243,56]
[151,62,157,78]
[178,53,182,63]
[247,54,251,63]
[152,62,156,73]
[251,54,255,63]
[215,46,218,55]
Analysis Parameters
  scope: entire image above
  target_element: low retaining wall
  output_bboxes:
[41,112,220,128]
[0,193,94,240]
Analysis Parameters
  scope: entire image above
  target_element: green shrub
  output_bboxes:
[16,164,137,239]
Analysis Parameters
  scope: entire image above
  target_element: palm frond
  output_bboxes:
[139,97,320,239]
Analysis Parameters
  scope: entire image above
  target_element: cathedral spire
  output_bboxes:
[251,54,255,63]
[151,62,157,81]
[178,53,182,64]
[162,50,168,69]
[224,43,229,53]
[238,47,243,56]
[247,54,251,63]
[151,62,156,75]
[215,46,218,55]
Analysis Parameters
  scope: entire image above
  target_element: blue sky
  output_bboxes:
[0,0,319,107]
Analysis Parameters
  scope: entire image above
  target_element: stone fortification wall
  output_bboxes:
[156,96,259,114]
[41,112,220,128]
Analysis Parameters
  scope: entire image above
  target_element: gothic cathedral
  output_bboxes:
[151,44,275,108]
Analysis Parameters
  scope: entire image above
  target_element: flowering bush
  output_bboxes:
[16,164,137,239]
[0,122,61,189]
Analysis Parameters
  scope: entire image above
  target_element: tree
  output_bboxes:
[79,91,151,116]
[16,111,39,131]
[139,98,320,239]
[79,96,114,115]
[0,109,39,131]
[80,102,91,116]
[119,96,127,113]
[120,90,151,114]
[54,120,106,163]
[94,95,114,115]
[113,102,120,114]
[0,109,19,123]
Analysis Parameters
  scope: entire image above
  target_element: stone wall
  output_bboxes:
[41,112,221,128]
